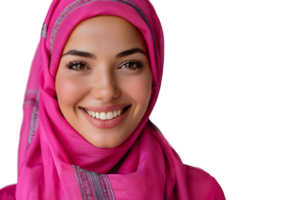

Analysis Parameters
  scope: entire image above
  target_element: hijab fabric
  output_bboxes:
[14,0,190,199]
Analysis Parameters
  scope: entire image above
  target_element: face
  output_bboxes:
[55,16,152,148]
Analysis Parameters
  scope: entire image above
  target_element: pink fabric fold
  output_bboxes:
[0,0,225,199]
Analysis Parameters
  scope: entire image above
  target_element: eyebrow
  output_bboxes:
[62,48,146,59]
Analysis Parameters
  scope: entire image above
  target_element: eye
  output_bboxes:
[65,60,143,71]
[66,60,89,71]
[119,60,143,70]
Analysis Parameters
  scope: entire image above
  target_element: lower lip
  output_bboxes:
[80,107,130,129]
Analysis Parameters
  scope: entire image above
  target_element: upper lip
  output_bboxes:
[79,104,131,113]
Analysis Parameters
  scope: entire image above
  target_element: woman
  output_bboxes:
[0,0,225,199]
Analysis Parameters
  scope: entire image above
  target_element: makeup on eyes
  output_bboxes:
[65,59,144,71]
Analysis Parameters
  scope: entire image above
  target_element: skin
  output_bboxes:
[55,16,152,148]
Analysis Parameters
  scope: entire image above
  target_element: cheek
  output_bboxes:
[55,73,88,108]
[120,72,152,106]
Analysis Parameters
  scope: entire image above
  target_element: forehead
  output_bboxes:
[63,15,147,54]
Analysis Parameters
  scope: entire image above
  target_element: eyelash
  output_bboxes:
[65,59,143,71]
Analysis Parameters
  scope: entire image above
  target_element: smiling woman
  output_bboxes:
[56,16,152,148]
[0,0,225,199]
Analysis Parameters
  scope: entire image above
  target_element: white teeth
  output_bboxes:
[107,112,113,119]
[113,111,118,118]
[100,112,107,120]
[84,108,127,120]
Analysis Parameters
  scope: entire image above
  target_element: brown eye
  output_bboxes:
[125,62,137,69]
[75,63,88,70]
[119,60,143,70]
[66,61,89,71]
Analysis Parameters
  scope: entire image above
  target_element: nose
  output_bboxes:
[90,67,120,102]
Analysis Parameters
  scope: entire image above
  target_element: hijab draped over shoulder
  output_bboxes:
[0,0,225,199]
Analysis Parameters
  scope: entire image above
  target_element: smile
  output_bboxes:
[79,104,131,129]
[83,108,124,120]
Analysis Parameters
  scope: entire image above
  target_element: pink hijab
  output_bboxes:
[0,0,225,199]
